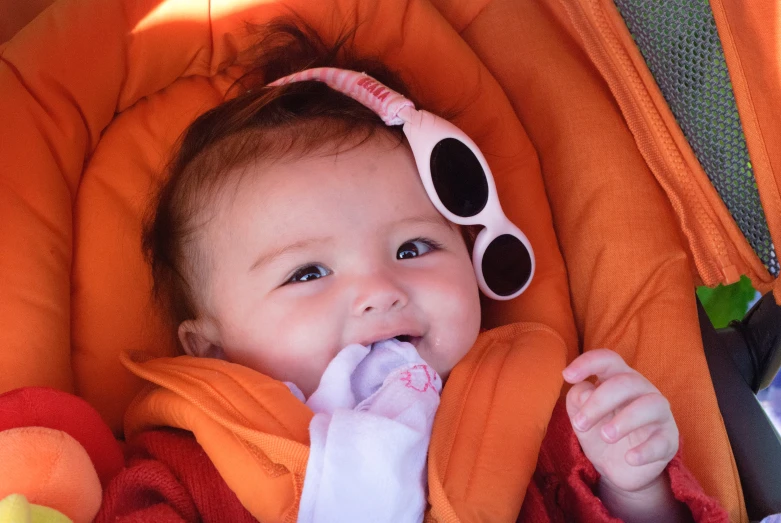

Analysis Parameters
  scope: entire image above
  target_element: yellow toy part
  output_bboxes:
[0,494,72,523]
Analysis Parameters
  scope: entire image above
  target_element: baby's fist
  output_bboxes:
[563,349,679,493]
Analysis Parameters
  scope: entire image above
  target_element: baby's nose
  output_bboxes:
[352,275,409,315]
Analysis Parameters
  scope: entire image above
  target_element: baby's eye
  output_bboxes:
[397,238,441,260]
[286,264,331,284]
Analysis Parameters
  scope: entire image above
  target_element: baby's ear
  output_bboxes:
[178,319,226,359]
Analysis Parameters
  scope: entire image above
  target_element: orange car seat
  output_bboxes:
[3,0,778,520]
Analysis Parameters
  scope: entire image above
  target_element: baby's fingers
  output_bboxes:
[562,349,632,384]
[570,372,656,432]
[565,381,597,420]
[600,392,673,443]
[626,429,679,466]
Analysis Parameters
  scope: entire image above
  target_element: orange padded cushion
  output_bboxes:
[0,0,750,518]
[0,0,575,438]
[428,0,746,519]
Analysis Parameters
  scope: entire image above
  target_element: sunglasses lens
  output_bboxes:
[482,234,532,297]
[430,138,489,218]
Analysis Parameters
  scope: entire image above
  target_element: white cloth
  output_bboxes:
[296,339,442,523]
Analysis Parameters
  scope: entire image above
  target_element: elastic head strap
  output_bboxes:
[268,67,415,126]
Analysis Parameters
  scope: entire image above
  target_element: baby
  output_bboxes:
[141,20,722,523]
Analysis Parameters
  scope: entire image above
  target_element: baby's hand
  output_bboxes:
[562,349,679,494]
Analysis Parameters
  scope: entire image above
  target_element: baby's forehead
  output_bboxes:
[206,129,403,195]
[220,134,418,200]
[203,137,446,244]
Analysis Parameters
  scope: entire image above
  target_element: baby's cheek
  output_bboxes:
[431,274,481,374]
[219,314,329,393]
[448,270,482,335]
[268,309,347,394]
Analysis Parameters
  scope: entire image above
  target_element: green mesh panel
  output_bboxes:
[614,0,779,276]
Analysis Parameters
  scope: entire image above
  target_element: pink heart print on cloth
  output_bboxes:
[401,365,437,393]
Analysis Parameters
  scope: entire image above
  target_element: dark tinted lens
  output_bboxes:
[481,234,532,296]
[430,138,489,218]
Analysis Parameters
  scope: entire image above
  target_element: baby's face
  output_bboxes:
[186,134,481,397]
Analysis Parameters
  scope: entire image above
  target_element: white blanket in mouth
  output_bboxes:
[294,339,442,523]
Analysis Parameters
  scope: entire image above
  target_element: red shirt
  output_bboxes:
[95,400,728,522]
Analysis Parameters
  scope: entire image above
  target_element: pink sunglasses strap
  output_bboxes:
[268,67,414,126]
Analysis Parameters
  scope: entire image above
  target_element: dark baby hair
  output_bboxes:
[142,18,477,344]
[142,19,414,337]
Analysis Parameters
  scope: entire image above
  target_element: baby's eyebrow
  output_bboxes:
[249,237,332,271]
[395,213,454,230]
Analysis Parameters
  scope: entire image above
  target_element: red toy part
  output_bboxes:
[0,387,124,487]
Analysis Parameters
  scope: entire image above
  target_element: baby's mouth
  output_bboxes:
[391,335,422,348]
[358,330,424,349]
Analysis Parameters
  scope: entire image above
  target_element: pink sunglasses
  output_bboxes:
[270,68,534,300]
